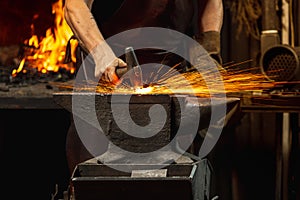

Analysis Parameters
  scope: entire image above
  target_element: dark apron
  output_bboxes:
[66,0,196,76]
[91,0,194,38]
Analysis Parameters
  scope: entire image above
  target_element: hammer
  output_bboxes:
[116,47,143,88]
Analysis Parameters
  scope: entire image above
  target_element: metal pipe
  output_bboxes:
[295,0,300,46]
[260,0,280,55]
[262,0,278,31]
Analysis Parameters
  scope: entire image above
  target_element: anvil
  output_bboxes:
[53,92,240,164]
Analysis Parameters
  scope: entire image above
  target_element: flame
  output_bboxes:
[13,0,77,77]
[12,58,26,75]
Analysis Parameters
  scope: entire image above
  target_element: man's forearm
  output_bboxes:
[64,0,105,52]
[64,0,123,80]
[197,0,223,33]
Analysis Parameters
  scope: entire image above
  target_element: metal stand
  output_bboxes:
[241,94,300,200]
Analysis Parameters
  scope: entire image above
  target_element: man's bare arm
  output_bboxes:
[64,0,126,81]
[64,0,104,51]
[195,0,224,65]
[197,0,223,32]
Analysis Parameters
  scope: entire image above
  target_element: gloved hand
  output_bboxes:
[194,31,225,72]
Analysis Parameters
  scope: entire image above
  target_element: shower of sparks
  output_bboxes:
[96,61,277,97]
[57,60,286,97]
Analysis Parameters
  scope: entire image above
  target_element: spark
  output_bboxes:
[60,60,285,97]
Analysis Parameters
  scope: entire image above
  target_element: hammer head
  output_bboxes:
[115,47,144,88]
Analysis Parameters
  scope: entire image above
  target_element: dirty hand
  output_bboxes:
[97,57,127,83]
[92,43,127,83]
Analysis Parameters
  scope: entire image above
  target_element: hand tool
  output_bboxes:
[116,46,143,88]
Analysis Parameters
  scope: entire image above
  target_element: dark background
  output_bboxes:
[0,0,57,46]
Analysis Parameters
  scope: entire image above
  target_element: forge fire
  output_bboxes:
[0,0,77,85]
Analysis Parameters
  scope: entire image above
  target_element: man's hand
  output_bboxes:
[92,43,127,84]
[194,31,226,72]
[194,31,221,62]
[98,57,127,83]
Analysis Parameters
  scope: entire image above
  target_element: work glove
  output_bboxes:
[194,31,225,72]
